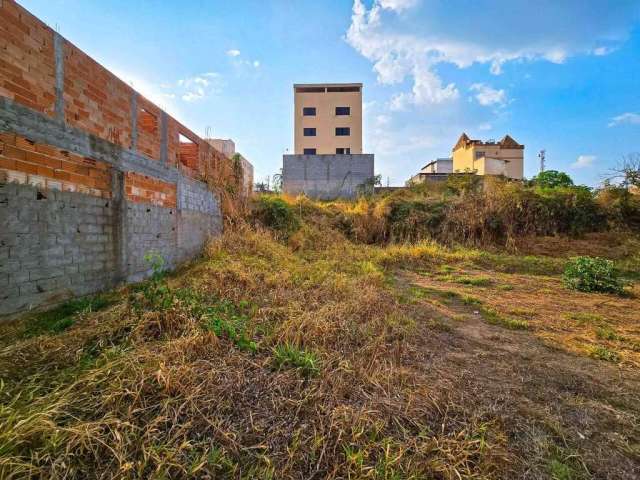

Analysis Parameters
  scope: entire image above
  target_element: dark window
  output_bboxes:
[475,151,485,159]
[336,148,344,154]
[303,128,316,136]
[335,127,350,136]
[335,106,350,116]
[346,148,351,154]
[303,107,316,116]
[327,86,360,92]
[303,148,316,155]
[296,87,325,93]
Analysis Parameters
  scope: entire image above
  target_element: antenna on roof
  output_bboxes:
[538,149,546,173]
[205,126,212,138]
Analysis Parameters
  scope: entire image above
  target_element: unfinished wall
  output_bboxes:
[0,0,247,317]
[282,154,375,199]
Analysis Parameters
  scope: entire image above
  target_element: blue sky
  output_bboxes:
[21,0,640,186]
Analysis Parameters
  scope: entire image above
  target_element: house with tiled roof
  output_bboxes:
[452,133,524,179]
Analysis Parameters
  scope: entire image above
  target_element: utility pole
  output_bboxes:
[538,149,546,173]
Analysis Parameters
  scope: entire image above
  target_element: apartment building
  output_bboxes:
[293,83,363,155]
[283,82,374,199]
[452,133,524,179]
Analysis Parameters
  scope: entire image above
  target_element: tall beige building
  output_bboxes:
[452,133,524,179]
[293,83,363,155]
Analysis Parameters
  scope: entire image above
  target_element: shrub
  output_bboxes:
[563,256,625,295]
[530,170,573,188]
[252,195,301,239]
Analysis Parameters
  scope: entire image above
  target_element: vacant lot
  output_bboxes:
[1,202,639,479]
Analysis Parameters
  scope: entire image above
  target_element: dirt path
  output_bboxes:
[402,270,640,479]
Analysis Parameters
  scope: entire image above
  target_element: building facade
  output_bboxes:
[284,83,374,199]
[406,158,452,185]
[452,133,524,179]
[293,83,363,155]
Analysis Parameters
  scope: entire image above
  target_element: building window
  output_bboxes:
[475,151,485,159]
[335,106,350,116]
[303,128,316,136]
[178,132,199,169]
[303,107,316,116]
[336,148,351,154]
[139,108,158,135]
[346,147,351,154]
[335,127,350,136]
[303,148,316,155]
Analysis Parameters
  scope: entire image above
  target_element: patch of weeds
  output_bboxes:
[509,308,536,318]
[439,265,456,273]
[595,326,620,341]
[497,284,514,291]
[563,312,606,326]
[22,295,112,337]
[481,308,529,330]
[453,275,492,287]
[272,343,319,377]
[589,345,620,363]
[563,256,626,295]
[202,299,257,352]
[252,195,301,239]
[546,446,587,480]
[461,294,483,306]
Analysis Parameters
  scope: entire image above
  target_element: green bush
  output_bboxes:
[530,170,573,188]
[252,195,300,238]
[563,256,625,295]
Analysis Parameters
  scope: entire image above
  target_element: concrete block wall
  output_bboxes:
[0,0,242,317]
[282,154,375,199]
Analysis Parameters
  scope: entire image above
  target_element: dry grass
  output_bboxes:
[1,197,639,479]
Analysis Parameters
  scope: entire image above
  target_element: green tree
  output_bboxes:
[530,170,573,188]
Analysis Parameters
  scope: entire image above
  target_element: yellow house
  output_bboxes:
[452,133,524,179]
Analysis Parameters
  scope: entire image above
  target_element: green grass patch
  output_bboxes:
[481,308,529,330]
[589,345,620,363]
[563,312,606,326]
[273,344,320,377]
[595,326,620,341]
[22,295,112,337]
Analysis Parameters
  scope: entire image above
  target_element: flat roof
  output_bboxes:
[294,83,363,88]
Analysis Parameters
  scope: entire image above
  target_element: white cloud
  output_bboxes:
[226,49,241,57]
[378,0,419,12]
[608,112,640,127]
[572,155,596,169]
[469,83,507,106]
[478,122,492,131]
[177,72,223,102]
[346,0,638,108]
[253,60,260,68]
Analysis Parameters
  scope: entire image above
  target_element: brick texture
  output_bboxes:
[0,0,56,114]
[125,171,177,208]
[0,132,112,198]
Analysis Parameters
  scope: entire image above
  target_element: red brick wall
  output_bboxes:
[0,0,249,217]
[124,171,176,208]
[0,0,56,115]
[63,42,133,148]
[0,132,112,198]
[136,97,161,160]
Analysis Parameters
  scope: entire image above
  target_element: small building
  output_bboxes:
[206,138,253,197]
[452,133,524,179]
[407,158,452,185]
[283,83,375,199]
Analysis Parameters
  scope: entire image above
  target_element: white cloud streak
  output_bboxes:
[608,112,640,127]
[469,83,507,106]
[572,155,596,169]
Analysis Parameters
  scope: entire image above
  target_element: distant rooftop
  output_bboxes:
[294,83,362,93]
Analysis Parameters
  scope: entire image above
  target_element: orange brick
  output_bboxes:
[14,160,39,175]
[0,132,16,145]
[0,155,17,170]
[36,164,54,177]
[2,144,27,160]
[53,170,70,181]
